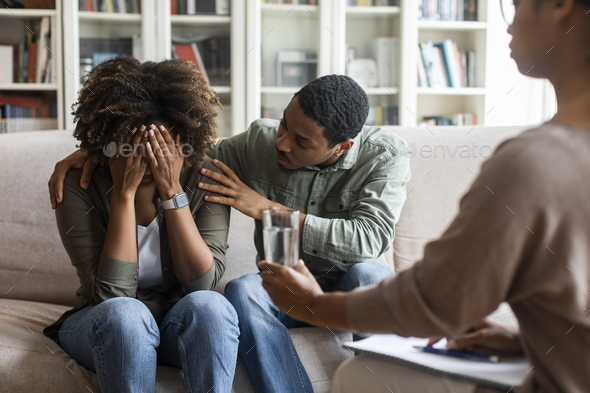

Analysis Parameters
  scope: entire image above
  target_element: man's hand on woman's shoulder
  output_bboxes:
[48,149,95,209]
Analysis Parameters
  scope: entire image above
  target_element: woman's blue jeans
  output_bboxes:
[58,291,240,393]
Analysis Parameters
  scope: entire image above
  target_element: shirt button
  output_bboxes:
[313,250,317,254]
[134,276,137,280]
[136,267,139,271]
[163,268,169,272]
[310,201,316,206]
[163,239,167,244]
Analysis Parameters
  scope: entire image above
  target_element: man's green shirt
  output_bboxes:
[208,118,411,280]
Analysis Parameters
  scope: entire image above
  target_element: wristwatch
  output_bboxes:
[162,192,189,210]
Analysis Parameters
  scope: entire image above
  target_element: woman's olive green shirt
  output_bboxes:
[43,157,230,343]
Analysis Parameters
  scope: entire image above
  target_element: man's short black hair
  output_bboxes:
[294,74,369,149]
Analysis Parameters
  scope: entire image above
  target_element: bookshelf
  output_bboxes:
[402,0,491,125]
[163,0,246,137]
[246,0,331,123]
[0,0,535,134]
[245,0,499,127]
[62,0,245,137]
[0,4,63,132]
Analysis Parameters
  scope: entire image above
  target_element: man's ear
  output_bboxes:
[336,139,354,155]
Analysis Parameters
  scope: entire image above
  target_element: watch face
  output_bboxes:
[175,193,189,208]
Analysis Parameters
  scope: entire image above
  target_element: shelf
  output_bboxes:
[211,86,231,94]
[171,15,231,25]
[261,4,319,16]
[416,87,485,95]
[417,21,487,31]
[0,8,56,18]
[346,6,400,16]
[79,11,141,22]
[0,83,58,91]
[261,86,300,95]
[364,87,399,95]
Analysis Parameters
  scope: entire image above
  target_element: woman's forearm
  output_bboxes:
[103,193,138,263]
[164,188,213,283]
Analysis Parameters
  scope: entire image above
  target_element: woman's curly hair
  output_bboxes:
[72,56,221,168]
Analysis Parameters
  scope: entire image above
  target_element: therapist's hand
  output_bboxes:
[259,259,324,324]
[429,318,523,356]
[259,260,351,331]
[48,149,95,209]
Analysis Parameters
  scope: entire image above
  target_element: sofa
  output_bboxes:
[0,124,528,392]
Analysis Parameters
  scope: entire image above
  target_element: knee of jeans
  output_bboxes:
[224,273,264,308]
[344,262,393,287]
[96,297,158,336]
[182,291,238,324]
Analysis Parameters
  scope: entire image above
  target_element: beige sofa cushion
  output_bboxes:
[386,125,529,271]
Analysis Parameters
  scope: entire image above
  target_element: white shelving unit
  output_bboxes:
[401,0,492,125]
[62,0,245,137]
[246,0,498,127]
[246,0,332,124]
[0,5,64,130]
[1,0,530,133]
[159,0,246,137]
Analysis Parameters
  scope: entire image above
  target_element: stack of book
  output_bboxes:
[366,105,399,126]
[418,0,478,21]
[347,0,398,5]
[172,36,231,86]
[419,113,477,126]
[0,93,58,133]
[77,0,142,13]
[417,39,476,88]
[0,17,55,84]
[171,0,229,15]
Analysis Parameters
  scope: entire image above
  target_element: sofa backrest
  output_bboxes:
[0,126,529,306]
[386,125,529,271]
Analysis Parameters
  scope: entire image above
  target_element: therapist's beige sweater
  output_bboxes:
[347,121,590,393]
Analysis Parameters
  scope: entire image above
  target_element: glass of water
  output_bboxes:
[262,209,300,268]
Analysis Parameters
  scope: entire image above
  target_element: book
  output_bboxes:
[0,45,15,84]
[191,43,209,83]
[27,42,36,84]
[344,335,530,391]
[416,50,427,87]
[187,0,196,14]
[35,17,50,83]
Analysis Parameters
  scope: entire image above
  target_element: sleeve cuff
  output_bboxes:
[181,263,216,293]
[97,251,139,286]
[302,214,330,258]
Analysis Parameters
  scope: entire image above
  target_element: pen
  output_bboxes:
[413,346,500,363]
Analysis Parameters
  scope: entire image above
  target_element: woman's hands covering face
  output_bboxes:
[145,124,184,199]
[109,125,149,199]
